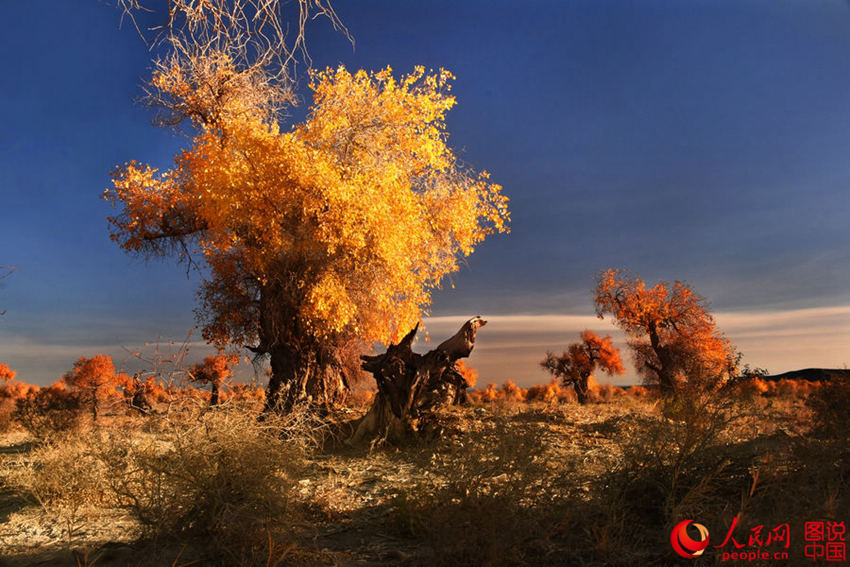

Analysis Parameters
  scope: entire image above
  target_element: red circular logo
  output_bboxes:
[671,519,710,558]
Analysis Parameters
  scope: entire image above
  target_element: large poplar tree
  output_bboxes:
[106,2,509,410]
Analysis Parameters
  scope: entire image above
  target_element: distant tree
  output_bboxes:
[0,362,16,382]
[62,355,127,420]
[189,354,239,407]
[593,269,737,393]
[541,330,625,404]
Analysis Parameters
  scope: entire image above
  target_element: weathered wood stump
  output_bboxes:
[350,316,487,444]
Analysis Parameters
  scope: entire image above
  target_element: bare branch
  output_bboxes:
[114,0,352,127]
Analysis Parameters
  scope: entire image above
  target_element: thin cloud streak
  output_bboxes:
[1,307,846,388]
[426,306,850,387]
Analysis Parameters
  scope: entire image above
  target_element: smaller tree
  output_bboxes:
[62,355,127,420]
[541,330,625,404]
[189,354,239,407]
[594,269,737,393]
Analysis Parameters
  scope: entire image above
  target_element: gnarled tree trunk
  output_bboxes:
[257,281,351,414]
[350,316,487,444]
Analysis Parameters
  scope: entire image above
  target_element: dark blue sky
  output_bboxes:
[2,1,849,384]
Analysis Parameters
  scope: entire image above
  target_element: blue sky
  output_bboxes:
[1,1,849,386]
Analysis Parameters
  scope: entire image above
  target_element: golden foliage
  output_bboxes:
[0,362,17,382]
[106,63,509,356]
[61,355,127,420]
[189,354,239,386]
[189,353,239,405]
[501,380,527,402]
[455,360,478,389]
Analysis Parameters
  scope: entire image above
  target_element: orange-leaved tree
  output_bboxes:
[540,330,624,404]
[0,362,16,382]
[594,269,737,393]
[62,355,127,420]
[105,63,509,412]
[189,354,239,407]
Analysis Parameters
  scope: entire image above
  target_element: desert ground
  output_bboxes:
[0,378,846,567]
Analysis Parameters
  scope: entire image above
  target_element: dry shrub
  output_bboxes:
[0,398,15,433]
[97,405,308,563]
[14,383,86,438]
[390,417,557,565]
[347,387,376,407]
[734,376,771,397]
[806,374,850,440]
[0,381,39,432]
[588,386,752,563]
[3,432,109,545]
[469,379,635,406]
[586,377,625,403]
[468,382,500,403]
[525,380,579,404]
[555,383,578,403]
[455,360,478,389]
[220,382,266,406]
[774,377,821,398]
[500,379,526,403]
[468,381,529,406]
[735,377,822,399]
[526,380,562,404]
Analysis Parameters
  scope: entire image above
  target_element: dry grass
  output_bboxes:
[0,382,845,566]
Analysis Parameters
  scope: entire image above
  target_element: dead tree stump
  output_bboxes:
[350,316,487,444]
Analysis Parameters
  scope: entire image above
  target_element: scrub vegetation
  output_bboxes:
[0,366,846,566]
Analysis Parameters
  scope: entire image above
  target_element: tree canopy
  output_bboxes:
[0,363,16,383]
[62,355,127,420]
[189,354,239,407]
[540,330,624,404]
[105,62,509,409]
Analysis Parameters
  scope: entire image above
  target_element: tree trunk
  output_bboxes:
[350,316,487,444]
[258,282,350,414]
[263,343,349,413]
[209,381,220,407]
[574,375,589,405]
[648,324,676,393]
[130,385,151,414]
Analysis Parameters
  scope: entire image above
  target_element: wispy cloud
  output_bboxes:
[425,306,850,387]
[1,306,846,388]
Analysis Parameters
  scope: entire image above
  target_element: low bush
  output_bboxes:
[14,384,86,438]
[806,374,850,440]
[2,432,109,545]
[390,416,560,566]
[97,406,308,564]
